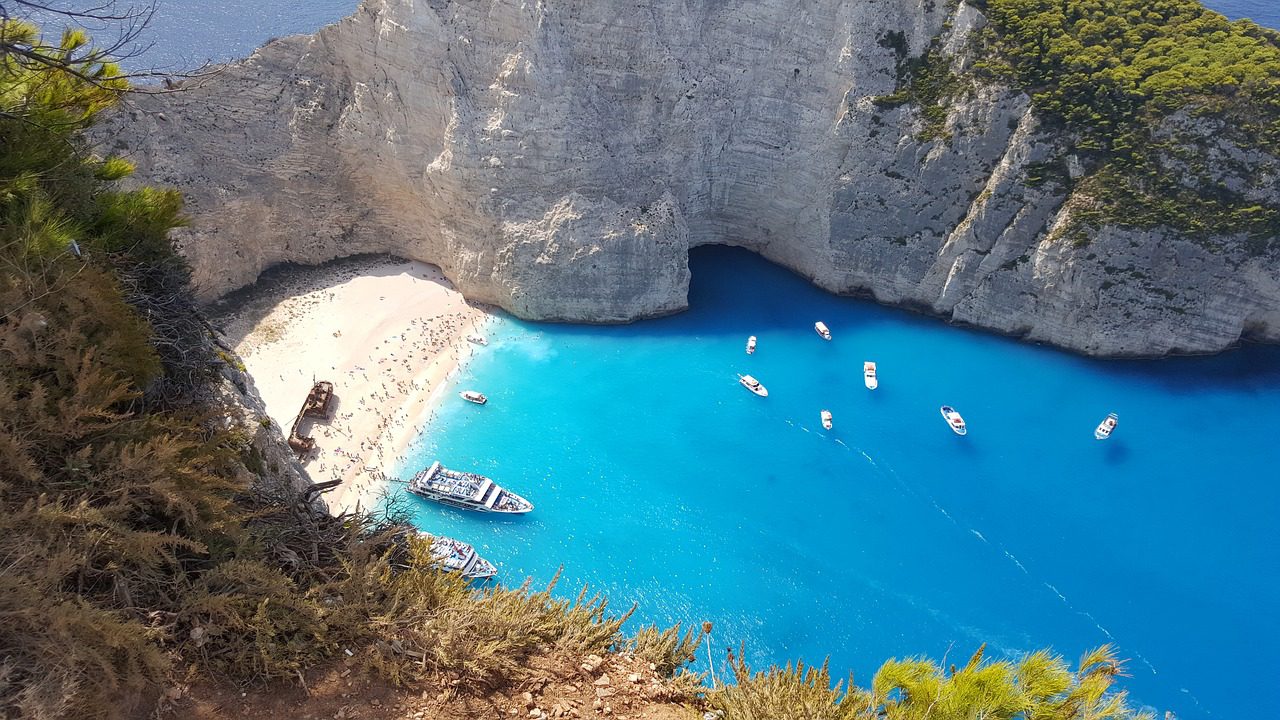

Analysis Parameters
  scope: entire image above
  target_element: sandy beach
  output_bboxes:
[214,257,492,515]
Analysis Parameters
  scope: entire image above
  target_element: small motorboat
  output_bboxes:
[1094,412,1118,440]
[940,405,967,436]
[863,361,878,390]
[739,374,768,397]
[746,335,757,354]
[820,409,833,430]
[459,390,487,405]
[466,334,488,346]
[814,321,832,340]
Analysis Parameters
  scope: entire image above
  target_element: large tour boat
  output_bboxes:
[814,321,832,340]
[1094,412,1118,440]
[423,533,497,580]
[940,405,967,436]
[408,462,533,513]
[739,374,768,397]
[821,409,833,430]
[863,361,878,390]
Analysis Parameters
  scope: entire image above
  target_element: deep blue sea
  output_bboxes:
[28,0,1280,72]
[27,0,1279,717]
[396,247,1280,720]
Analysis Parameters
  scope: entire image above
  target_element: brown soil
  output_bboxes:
[163,652,705,720]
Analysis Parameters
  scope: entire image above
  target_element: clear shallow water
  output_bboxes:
[398,246,1280,720]
[28,0,1279,715]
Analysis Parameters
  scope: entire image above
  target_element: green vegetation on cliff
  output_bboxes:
[1,16,1151,720]
[977,0,1280,243]
[712,644,1148,720]
[875,32,962,142]
[0,18,665,719]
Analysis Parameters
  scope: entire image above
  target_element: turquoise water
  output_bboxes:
[398,246,1279,719]
[28,0,1277,714]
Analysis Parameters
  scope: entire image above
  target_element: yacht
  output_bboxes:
[820,409,833,430]
[408,462,533,513]
[746,335,757,354]
[814,321,832,340]
[459,390,487,405]
[422,533,497,580]
[939,405,967,436]
[466,334,488,346]
[738,374,768,397]
[863,361,878,390]
[1094,412,1118,440]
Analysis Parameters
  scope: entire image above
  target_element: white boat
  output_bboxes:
[814,321,832,340]
[863,361,878,390]
[738,374,768,397]
[421,533,497,580]
[746,335,757,354]
[466,334,488,346]
[820,409,833,430]
[940,405,967,436]
[459,390,487,405]
[408,462,533,513]
[1094,412,1118,440]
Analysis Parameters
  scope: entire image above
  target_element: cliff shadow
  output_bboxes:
[1084,341,1280,393]
[528,244,937,341]
[208,254,456,348]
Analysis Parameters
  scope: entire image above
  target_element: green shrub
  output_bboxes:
[710,644,1151,720]
[875,35,962,142]
[978,0,1280,245]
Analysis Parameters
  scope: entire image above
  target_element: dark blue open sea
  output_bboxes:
[399,247,1280,720]
[31,0,1280,71]
[30,0,1279,717]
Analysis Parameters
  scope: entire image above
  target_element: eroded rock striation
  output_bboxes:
[103,0,1280,355]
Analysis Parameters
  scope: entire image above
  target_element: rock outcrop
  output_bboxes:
[102,0,1280,356]
[213,340,321,510]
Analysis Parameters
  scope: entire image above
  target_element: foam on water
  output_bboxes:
[397,246,1279,719]
[26,0,1279,715]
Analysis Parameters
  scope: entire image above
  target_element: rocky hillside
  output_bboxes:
[103,0,1280,356]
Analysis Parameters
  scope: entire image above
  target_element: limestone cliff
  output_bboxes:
[214,339,322,509]
[102,0,1280,356]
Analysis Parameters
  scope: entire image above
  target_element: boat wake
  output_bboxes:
[778,414,1202,712]
[1003,550,1029,575]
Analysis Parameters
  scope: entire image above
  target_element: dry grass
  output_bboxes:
[0,23,1157,720]
[628,623,705,677]
[710,655,864,720]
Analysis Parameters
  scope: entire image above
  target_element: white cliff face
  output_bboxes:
[103,0,1280,356]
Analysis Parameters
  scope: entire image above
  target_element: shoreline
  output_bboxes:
[212,256,494,515]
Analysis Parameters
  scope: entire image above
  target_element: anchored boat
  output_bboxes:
[423,533,497,580]
[408,462,533,513]
[814,321,832,340]
[746,335,757,354]
[459,390,487,405]
[940,405,967,436]
[466,334,488,346]
[1094,412,1118,440]
[863,361,878,390]
[821,409,833,430]
[739,374,768,397]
